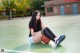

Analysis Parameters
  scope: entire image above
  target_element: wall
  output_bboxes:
[64,4,73,15]
[64,0,80,2]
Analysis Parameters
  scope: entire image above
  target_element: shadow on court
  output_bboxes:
[8,43,66,53]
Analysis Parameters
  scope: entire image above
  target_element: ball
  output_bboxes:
[41,35,50,44]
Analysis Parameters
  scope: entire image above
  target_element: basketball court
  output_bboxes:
[0,15,80,53]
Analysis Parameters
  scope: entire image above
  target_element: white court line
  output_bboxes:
[0,49,36,53]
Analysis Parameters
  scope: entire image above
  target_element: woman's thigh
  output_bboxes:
[33,31,42,43]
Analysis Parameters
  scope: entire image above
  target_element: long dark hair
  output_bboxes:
[29,11,42,30]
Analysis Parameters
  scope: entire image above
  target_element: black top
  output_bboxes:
[29,20,42,37]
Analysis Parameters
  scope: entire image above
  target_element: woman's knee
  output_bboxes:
[43,27,48,30]
[42,27,48,32]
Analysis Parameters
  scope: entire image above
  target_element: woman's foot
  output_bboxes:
[55,35,66,46]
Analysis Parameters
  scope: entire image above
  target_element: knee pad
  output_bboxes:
[41,28,47,35]
[43,27,50,33]
[44,27,56,38]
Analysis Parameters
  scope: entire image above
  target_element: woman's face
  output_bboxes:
[36,12,41,20]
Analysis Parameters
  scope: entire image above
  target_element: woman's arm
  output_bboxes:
[41,22,46,29]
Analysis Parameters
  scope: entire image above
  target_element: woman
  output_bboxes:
[29,11,65,46]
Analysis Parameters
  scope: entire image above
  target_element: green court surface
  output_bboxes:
[0,15,80,53]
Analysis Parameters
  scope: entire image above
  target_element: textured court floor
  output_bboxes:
[0,15,80,53]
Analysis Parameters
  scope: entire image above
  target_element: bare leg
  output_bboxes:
[32,31,42,43]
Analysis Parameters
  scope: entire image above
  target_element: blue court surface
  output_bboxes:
[0,15,80,53]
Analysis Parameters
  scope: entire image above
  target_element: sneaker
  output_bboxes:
[55,35,66,46]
